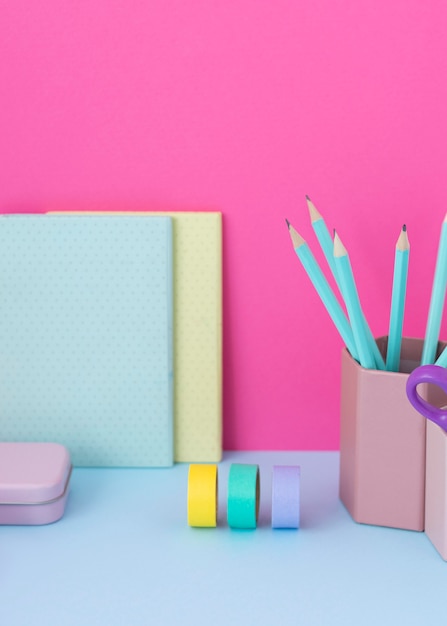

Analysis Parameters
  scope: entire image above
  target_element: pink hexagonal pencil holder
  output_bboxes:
[339,336,445,532]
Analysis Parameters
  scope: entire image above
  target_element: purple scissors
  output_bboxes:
[406,365,447,432]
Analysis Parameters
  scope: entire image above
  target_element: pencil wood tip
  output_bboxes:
[306,196,323,223]
[333,231,347,257]
[288,223,306,249]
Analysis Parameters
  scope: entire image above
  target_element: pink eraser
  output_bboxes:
[0,442,72,525]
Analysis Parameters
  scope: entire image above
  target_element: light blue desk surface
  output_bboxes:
[2,451,445,626]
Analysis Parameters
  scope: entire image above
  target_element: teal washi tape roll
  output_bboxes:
[227,463,260,529]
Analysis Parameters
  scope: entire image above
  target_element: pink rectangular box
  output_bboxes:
[0,442,71,525]
[425,415,447,559]
[339,337,442,531]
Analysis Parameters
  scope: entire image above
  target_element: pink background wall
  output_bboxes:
[2,2,447,450]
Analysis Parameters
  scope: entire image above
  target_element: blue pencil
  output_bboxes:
[306,196,343,294]
[422,214,447,365]
[386,225,410,371]
[333,232,378,369]
[306,197,385,370]
[286,220,359,361]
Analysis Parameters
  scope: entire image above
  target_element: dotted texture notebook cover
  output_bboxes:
[50,210,222,462]
[0,215,174,467]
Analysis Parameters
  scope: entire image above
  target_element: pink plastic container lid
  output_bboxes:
[0,442,71,524]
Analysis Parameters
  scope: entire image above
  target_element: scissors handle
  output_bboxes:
[406,365,447,432]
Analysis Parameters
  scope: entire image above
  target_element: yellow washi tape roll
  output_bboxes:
[187,464,218,527]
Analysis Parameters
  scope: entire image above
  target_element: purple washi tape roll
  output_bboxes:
[271,465,300,529]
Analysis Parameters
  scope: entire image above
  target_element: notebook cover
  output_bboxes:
[0,215,173,467]
[50,210,222,462]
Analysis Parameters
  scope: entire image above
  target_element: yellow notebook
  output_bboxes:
[50,211,222,462]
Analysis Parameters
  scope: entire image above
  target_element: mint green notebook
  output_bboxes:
[0,215,173,467]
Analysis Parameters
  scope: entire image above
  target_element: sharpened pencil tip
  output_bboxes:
[285,218,291,229]
[397,224,410,251]
[287,222,306,249]
[333,231,347,257]
[306,196,323,223]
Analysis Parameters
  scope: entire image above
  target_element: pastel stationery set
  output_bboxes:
[0,214,174,467]
[187,463,300,530]
[288,198,447,558]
